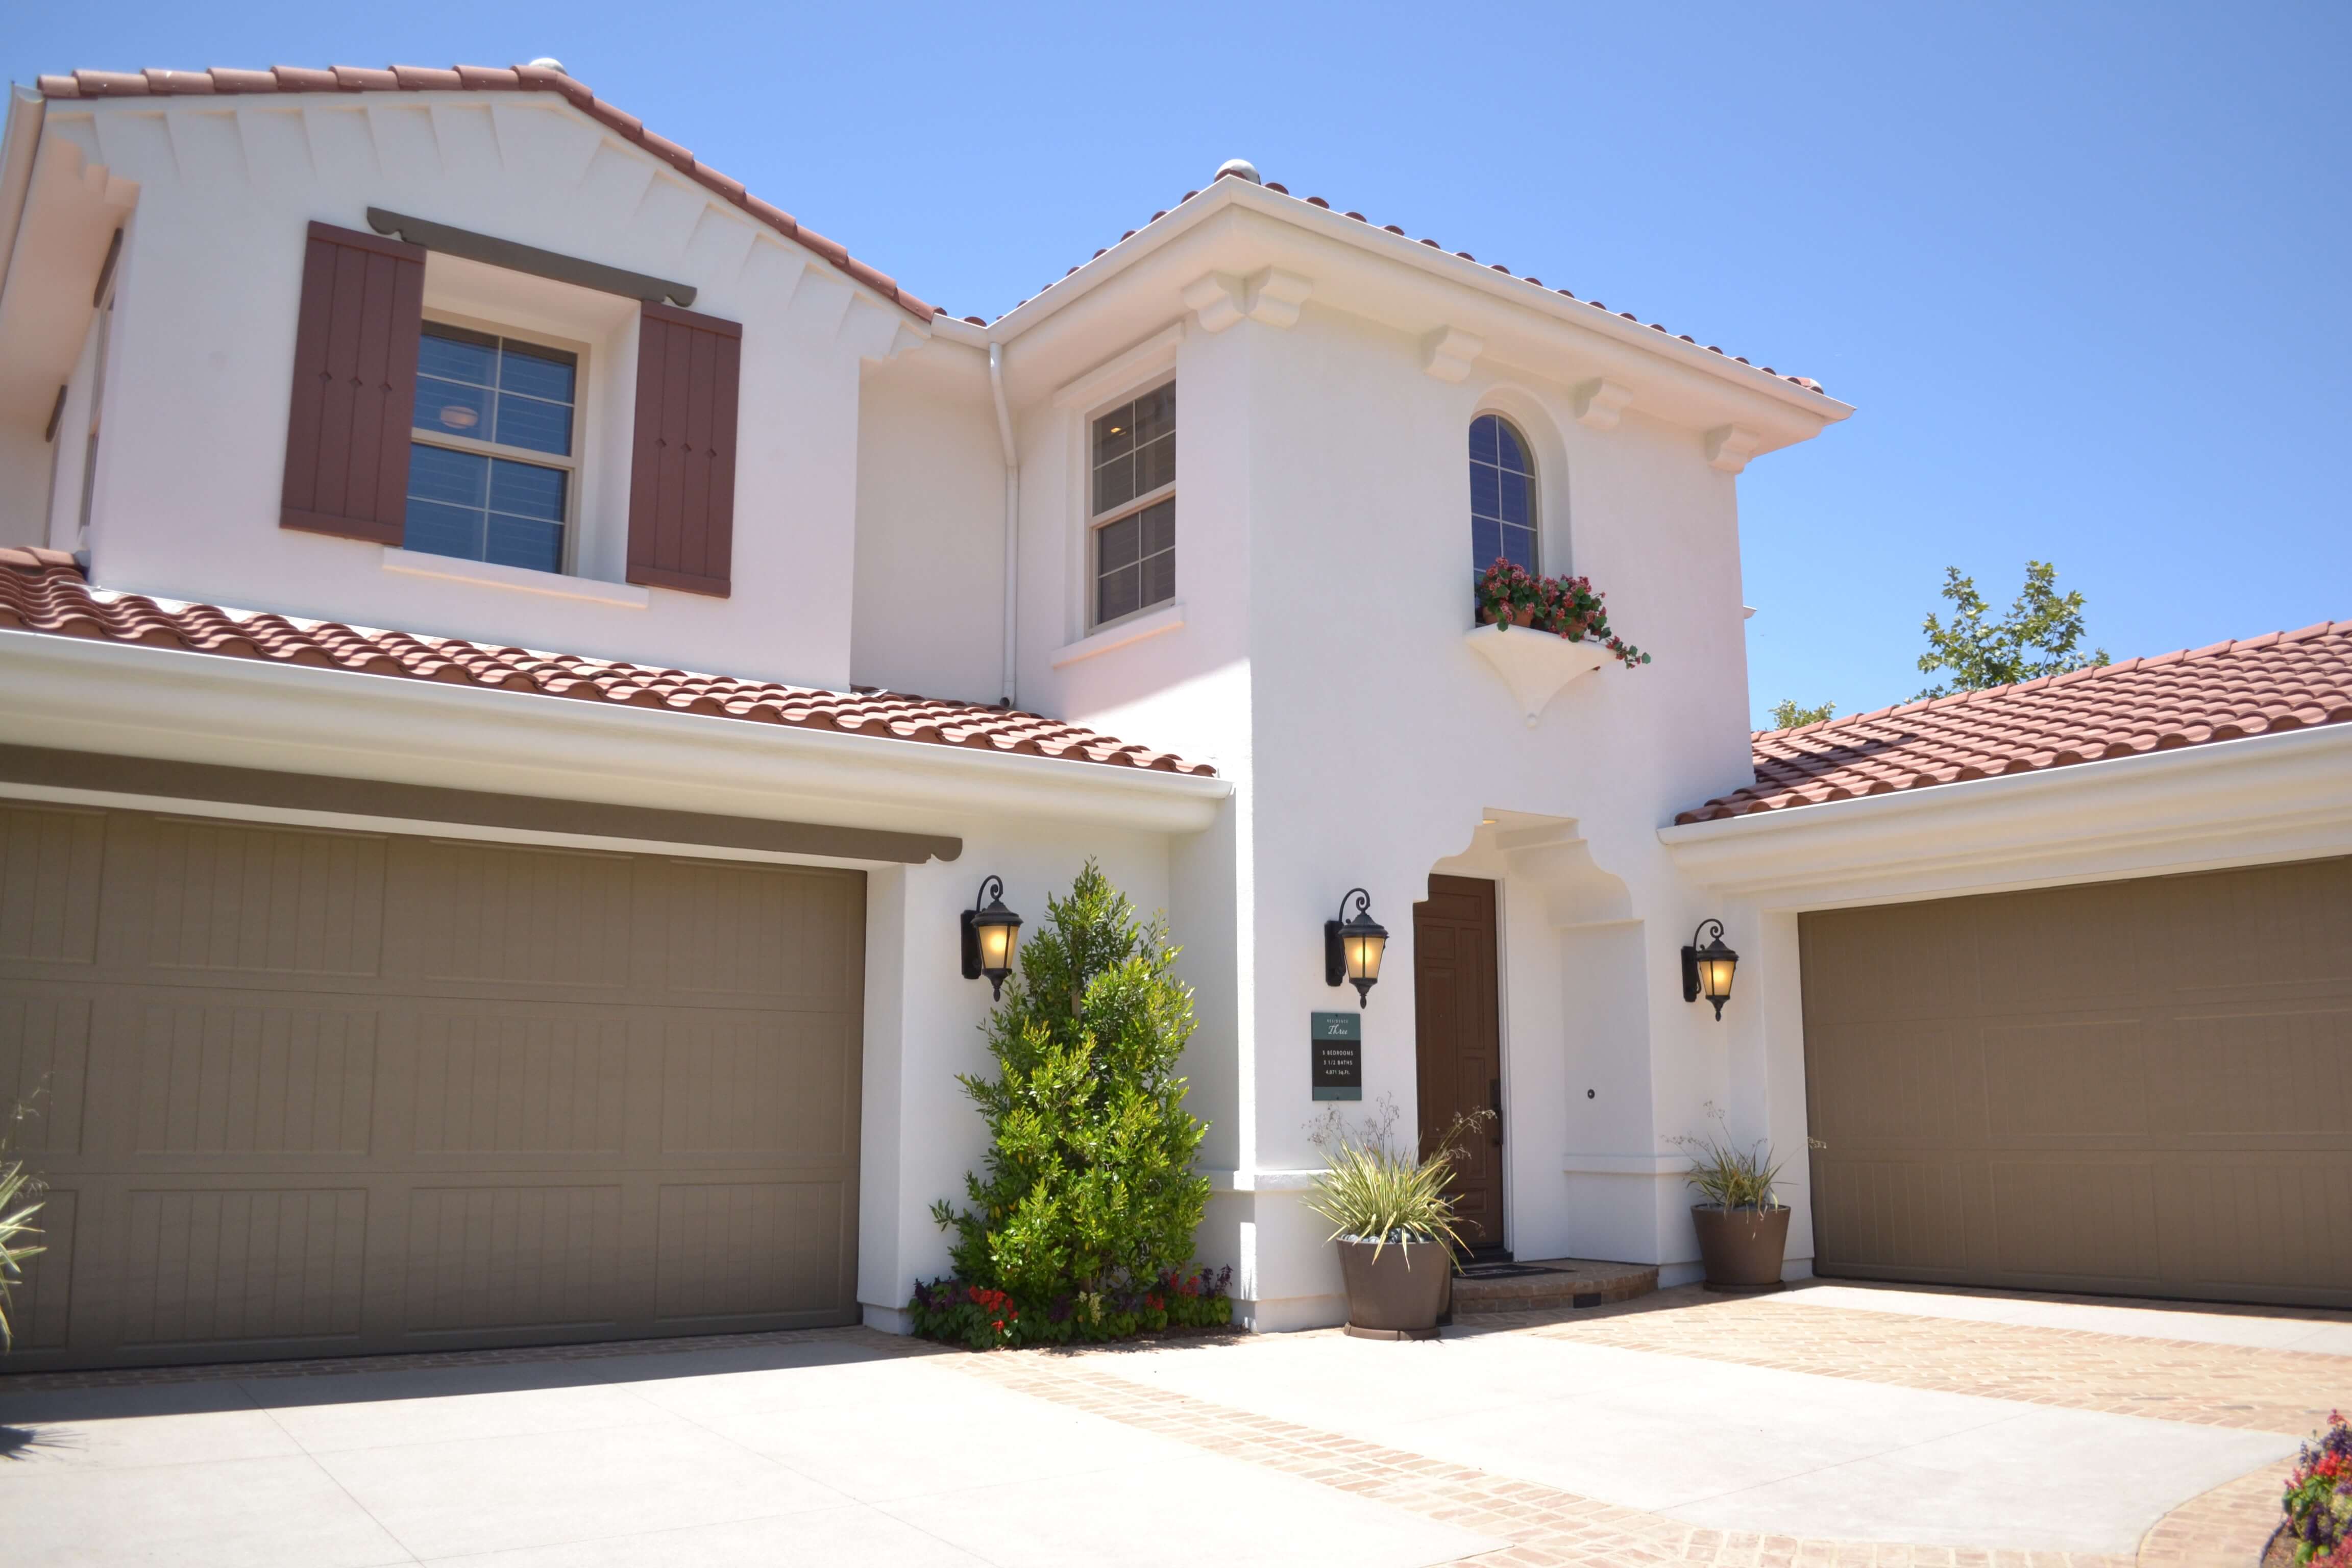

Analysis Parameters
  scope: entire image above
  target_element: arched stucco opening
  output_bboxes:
[1421,807,1645,1263]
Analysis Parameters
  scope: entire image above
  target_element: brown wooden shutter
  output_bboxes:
[279,222,425,544]
[627,302,741,598]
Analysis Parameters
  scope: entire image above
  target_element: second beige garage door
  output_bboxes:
[0,802,865,1371]
[1801,856,2352,1309]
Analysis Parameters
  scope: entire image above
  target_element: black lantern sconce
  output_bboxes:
[1681,919,1739,1021]
[961,876,1023,1000]
[1324,888,1389,1006]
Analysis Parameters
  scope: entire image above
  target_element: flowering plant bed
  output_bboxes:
[908,1266,1234,1350]
[1475,559,1651,667]
[2280,1410,2352,1564]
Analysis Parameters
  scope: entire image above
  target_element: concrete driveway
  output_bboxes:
[3,1280,2342,1566]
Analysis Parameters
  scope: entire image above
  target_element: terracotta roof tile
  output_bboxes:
[1678,621,2352,824]
[34,64,937,324]
[999,170,1829,397]
[0,549,1212,777]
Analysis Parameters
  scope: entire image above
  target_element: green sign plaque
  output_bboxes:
[1311,1011,1362,1101]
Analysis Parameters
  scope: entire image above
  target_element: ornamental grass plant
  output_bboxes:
[0,1098,47,1349]
[1302,1096,1492,1264]
[912,862,1230,1350]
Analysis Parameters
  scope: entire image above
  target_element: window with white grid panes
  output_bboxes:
[1469,413,1538,591]
[405,322,580,575]
[1090,382,1175,626]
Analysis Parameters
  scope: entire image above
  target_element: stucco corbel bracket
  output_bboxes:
[1463,625,1610,727]
[1420,326,1485,383]
[1573,378,1633,431]
[1244,267,1313,327]
[1182,272,1248,333]
[1705,424,1765,474]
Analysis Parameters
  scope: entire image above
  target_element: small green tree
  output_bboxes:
[1769,699,1836,730]
[932,862,1210,1312]
[1915,560,2106,699]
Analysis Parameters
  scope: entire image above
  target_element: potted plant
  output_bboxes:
[1475,558,1653,668]
[1674,1110,1796,1292]
[1304,1097,1491,1339]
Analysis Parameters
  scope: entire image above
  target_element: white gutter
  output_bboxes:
[1659,722,2352,908]
[0,86,46,318]
[0,630,1231,838]
[988,340,1019,708]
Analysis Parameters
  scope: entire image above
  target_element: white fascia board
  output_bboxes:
[0,87,45,316]
[0,630,1231,838]
[1659,722,2352,909]
[982,178,1851,434]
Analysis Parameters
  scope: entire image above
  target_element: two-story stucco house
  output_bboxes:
[2,62,2346,1372]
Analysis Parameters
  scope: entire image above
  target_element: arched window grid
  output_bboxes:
[1469,412,1537,581]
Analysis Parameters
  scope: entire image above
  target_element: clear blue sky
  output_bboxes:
[12,2,2347,728]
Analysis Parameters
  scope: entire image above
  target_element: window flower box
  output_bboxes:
[1467,560,1651,726]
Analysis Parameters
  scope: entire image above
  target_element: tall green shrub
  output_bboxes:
[930,862,1211,1311]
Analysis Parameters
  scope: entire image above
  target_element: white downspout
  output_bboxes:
[988,341,1019,709]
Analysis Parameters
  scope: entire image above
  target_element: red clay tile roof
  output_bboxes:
[998,170,1831,398]
[0,548,1213,776]
[35,64,937,324]
[1679,621,2352,824]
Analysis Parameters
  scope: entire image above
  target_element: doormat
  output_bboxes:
[1457,1262,1569,1281]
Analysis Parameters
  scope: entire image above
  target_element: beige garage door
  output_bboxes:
[1800,856,2352,1308]
[0,802,864,1370]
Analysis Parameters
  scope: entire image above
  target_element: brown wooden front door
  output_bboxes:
[1414,874,1505,1255]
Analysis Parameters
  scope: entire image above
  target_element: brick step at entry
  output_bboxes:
[1451,1257,1657,1314]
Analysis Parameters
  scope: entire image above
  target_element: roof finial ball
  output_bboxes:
[527,57,568,75]
[1213,158,1261,184]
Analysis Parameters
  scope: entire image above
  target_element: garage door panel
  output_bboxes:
[1804,1018,1986,1144]
[1988,1160,2160,1284]
[2160,1005,2352,1137]
[1809,1157,1975,1276]
[650,859,864,1007]
[1982,1017,2152,1140]
[132,998,379,1156]
[659,1013,855,1156]
[655,1180,846,1324]
[0,806,866,1370]
[391,840,640,996]
[0,990,92,1154]
[1803,856,2352,1308]
[113,816,388,978]
[402,1184,628,1334]
[409,1008,630,1155]
[115,1186,369,1348]
[0,802,104,963]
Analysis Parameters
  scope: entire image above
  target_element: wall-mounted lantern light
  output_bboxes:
[1325,888,1389,1006]
[1681,919,1739,1021]
[961,876,1023,1000]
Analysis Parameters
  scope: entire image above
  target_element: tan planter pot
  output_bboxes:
[1336,1237,1453,1339]
[1690,1205,1791,1292]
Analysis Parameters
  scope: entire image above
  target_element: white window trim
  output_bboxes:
[378,545,650,608]
[411,311,591,577]
[1080,376,1178,635]
[1469,409,1542,582]
[1051,600,1185,668]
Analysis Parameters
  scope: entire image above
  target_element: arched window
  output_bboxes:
[1469,413,1537,581]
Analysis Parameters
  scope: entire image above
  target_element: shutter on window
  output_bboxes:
[627,303,741,598]
[279,222,425,544]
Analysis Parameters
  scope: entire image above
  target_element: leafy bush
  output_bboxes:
[2283,1410,2352,1565]
[1475,558,1651,667]
[914,861,1221,1347]
[0,1099,48,1350]
[1303,1096,1491,1264]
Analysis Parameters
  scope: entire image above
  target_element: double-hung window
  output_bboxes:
[405,322,579,575]
[1089,382,1175,626]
